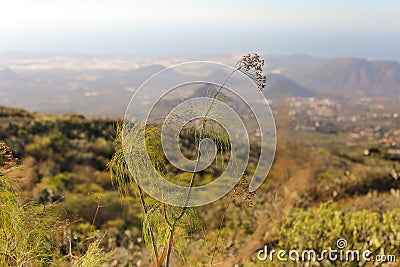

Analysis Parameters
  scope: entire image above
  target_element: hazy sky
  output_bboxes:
[1,0,399,59]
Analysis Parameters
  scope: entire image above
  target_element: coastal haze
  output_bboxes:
[1,1,399,118]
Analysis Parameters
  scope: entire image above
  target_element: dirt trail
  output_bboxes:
[233,166,315,264]
[234,101,316,264]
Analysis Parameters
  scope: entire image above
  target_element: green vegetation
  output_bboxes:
[0,143,112,266]
[0,75,399,266]
[0,104,400,266]
[280,202,400,257]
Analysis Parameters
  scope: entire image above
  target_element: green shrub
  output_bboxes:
[278,202,400,262]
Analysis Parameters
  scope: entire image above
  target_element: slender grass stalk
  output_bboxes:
[165,64,242,267]
[209,193,234,265]
[110,54,266,267]
[137,183,159,259]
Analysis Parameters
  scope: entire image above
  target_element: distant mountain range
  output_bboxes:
[0,55,399,117]
[284,57,400,98]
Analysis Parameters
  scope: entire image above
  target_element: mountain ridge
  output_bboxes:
[288,57,400,98]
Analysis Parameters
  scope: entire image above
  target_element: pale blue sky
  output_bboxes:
[0,0,399,59]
